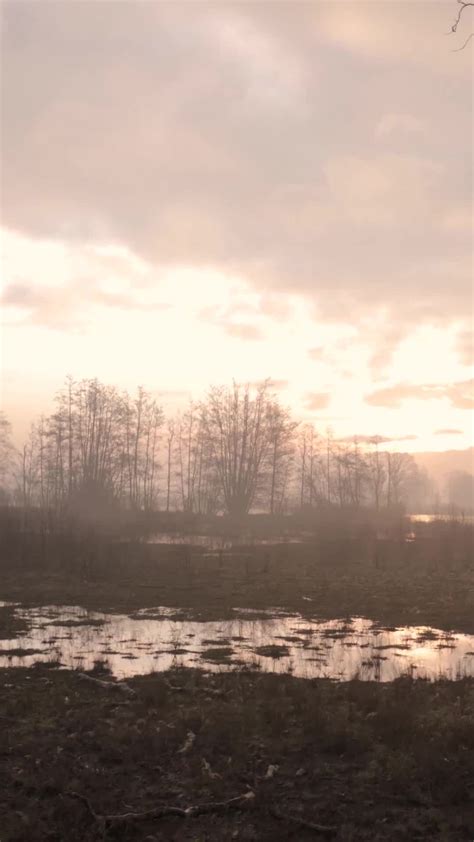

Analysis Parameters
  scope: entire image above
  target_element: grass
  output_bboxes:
[1,664,473,840]
[1,516,473,839]
[0,605,28,640]
[1,524,473,633]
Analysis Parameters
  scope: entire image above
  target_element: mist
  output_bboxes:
[1,1,473,839]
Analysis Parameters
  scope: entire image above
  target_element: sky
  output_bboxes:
[1,0,473,452]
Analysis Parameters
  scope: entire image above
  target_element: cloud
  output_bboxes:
[315,1,472,72]
[375,113,424,140]
[1,280,169,330]
[337,433,418,445]
[456,328,474,366]
[257,294,292,321]
[1,0,470,354]
[308,347,325,361]
[304,392,331,411]
[249,378,289,390]
[224,323,264,341]
[435,428,463,435]
[199,298,265,341]
[365,380,474,410]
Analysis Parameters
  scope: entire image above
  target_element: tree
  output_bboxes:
[266,402,297,514]
[385,452,417,508]
[165,419,175,512]
[201,381,276,517]
[366,437,386,511]
[0,412,15,499]
[14,378,164,515]
[123,387,163,510]
[297,424,324,508]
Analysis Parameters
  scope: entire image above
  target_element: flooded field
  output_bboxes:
[147,532,305,548]
[411,514,474,523]
[1,603,473,682]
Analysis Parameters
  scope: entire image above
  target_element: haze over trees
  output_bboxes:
[0,412,15,503]
[0,377,450,519]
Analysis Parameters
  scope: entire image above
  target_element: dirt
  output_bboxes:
[0,605,28,640]
[254,644,290,659]
[1,534,473,633]
[1,525,473,839]
[1,664,473,841]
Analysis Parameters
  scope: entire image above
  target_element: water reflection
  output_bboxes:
[1,604,473,682]
[410,514,474,523]
[147,533,304,549]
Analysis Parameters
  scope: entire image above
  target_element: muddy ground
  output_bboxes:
[1,664,473,841]
[1,524,473,839]
[1,532,474,633]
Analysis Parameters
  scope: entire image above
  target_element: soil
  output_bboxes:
[1,535,473,633]
[1,664,473,841]
[1,524,473,840]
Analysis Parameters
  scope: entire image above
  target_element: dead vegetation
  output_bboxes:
[1,664,473,840]
[1,517,473,633]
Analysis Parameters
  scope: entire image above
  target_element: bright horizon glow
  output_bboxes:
[0,1,472,457]
[1,227,472,454]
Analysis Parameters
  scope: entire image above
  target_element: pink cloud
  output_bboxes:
[304,392,331,411]
[365,380,474,410]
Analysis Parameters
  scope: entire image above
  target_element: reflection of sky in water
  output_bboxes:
[146,532,305,549]
[1,604,473,682]
[413,514,474,521]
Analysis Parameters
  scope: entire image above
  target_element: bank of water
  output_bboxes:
[1,603,473,682]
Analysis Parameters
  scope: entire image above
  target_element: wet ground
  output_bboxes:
[2,521,473,839]
[147,532,306,548]
[2,664,473,841]
[1,602,473,682]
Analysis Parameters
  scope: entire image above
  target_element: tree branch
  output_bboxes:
[450,0,473,50]
[76,672,136,697]
[66,790,255,829]
[453,31,474,49]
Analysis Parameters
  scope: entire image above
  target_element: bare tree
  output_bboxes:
[201,381,276,517]
[175,403,199,512]
[450,0,473,50]
[297,424,328,508]
[298,426,307,508]
[124,387,163,510]
[385,452,417,508]
[16,378,163,516]
[266,402,297,514]
[0,412,15,500]
[325,428,333,504]
[367,437,386,511]
[165,418,175,512]
[10,376,430,518]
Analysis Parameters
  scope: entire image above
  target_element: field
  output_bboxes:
[2,665,474,841]
[1,514,473,840]
[1,515,473,633]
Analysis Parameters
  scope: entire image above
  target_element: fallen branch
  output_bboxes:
[66,790,255,827]
[76,672,136,697]
[270,806,336,836]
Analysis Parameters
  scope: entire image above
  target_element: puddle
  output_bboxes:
[0,604,473,682]
[147,532,303,549]
[411,514,474,523]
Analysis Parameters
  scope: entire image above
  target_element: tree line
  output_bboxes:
[0,377,430,518]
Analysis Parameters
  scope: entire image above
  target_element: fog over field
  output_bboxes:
[0,2,473,840]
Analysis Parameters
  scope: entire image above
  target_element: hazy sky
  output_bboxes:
[1,0,473,450]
